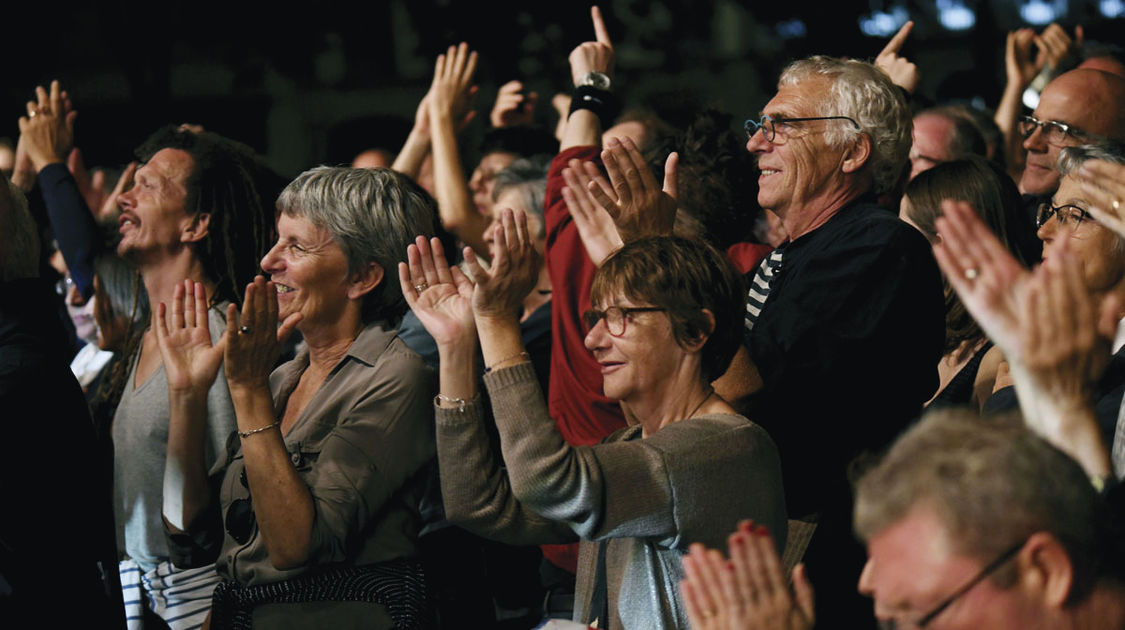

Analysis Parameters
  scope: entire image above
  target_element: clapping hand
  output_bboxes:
[154,280,225,396]
[465,208,541,321]
[681,521,815,630]
[400,236,477,349]
[223,276,302,392]
[1074,159,1125,239]
[17,80,76,172]
[428,42,480,130]
[490,80,538,128]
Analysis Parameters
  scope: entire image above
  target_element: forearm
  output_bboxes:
[231,385,315,570]
[476,313,526,370]
[38,163,100,299]
[163,391,214,533]
[560,110,601,152]
[436,339,478,402]
[995,82,1027,174]
[430,112,489,256]
[391,127,431,180]
[1009,363,1113,479]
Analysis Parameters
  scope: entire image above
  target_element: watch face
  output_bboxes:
[584,72,610,90]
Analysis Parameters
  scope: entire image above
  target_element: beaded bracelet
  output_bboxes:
[238,420,281,438]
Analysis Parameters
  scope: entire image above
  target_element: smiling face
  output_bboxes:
[1036,175,1125,294]
[747,78,848,220]
[582,293,685,403]
[116,148,196,261]
[260,213,357,331]
[858,505,1038,629]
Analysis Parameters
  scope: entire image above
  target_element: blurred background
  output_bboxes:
[1,0,1120,177]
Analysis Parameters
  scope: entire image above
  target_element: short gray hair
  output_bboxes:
[0,179,39,281]
[276,166,441,323]
[1057,143,1125,177]
[854,410,1114,593]
[491,155,551,239]
[779,56,911,195]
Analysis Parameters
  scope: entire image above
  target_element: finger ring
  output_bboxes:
[414,283,428,293]
[240,325,252,334]
[964,268,979,281]
[1114,199,1121,211]
[28,110,36,118]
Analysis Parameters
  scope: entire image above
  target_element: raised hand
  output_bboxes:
[490,80,538,128]
[932,200,1030,358]
[1005,28,1044,90]
[1074,159,1125,239]
[584,137,678,243]
[99,162,138,220]
[465,208,541,321]
[1036,23,1083,72]
[875,21,920,94]
[428,42,480,128]
[569,5,614,87]
[681,521,815,630]
[400,236,476,349]
[561,158,624,266]
[223,276,302,392]
[154,280,225,395]
[17,80,77,172]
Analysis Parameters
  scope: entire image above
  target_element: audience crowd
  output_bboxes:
[2,6,1125,629]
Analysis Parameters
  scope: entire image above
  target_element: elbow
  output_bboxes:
[268,545,311,572]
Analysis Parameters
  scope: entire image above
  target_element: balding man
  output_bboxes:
[1019,69,1125,196]
[909,106,987,180]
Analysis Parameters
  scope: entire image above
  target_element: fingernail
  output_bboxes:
[756,525,770,537]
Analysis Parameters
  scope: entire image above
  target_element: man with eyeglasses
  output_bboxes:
[855,409,1125,630]
[732,56,945,627]
[1017,68,1125,198]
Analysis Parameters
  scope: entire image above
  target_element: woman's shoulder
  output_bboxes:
[639,413,777,455]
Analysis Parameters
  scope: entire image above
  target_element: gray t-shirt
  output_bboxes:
[113,305,236,570]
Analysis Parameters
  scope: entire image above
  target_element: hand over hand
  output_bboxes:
[400,236,477,349]
[1074,159,1125,239]
[154,280,225,395]
[465,208,541,321]
[428,42,479,126]
[569,5,614,86]
[584,137,678,243]
[681,521,815,630]
[874,21,920,94]
[224,276,302,392]
[17,80,76,172]
[932,200,1030,359]
[561,158,624,266]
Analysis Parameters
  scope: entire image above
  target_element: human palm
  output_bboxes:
[400,236,477,348]
[154,280,223,394]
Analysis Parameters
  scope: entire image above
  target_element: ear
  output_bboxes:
[841,133,872,175]
[684,309,715,352]
[181,212,211,244]
[1018,532,1075,609]
[347,262,384,301]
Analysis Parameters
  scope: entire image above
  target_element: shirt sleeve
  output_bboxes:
[37,163,101,301]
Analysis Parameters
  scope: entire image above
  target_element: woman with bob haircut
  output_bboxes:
[155,166,439,628]
[402,213,786,630]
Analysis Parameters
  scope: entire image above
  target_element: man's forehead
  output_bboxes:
[763,78,830,116]
[139,148,193,182]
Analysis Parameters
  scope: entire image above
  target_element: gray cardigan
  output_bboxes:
[436,362,787,629]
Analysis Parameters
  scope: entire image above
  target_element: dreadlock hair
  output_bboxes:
[134,126,283,307]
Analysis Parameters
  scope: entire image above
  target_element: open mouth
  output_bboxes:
[275,284,295,294]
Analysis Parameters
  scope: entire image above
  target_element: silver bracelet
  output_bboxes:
[435,393,479,414]
[238,420,281,438]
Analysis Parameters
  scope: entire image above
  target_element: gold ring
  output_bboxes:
[414,283,428,293]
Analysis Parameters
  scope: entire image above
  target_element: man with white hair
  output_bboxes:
[736,55,945,625]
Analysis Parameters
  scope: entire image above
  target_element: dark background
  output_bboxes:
[1,0,1119,177]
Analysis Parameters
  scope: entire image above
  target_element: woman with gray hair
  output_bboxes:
[155,166,439,628]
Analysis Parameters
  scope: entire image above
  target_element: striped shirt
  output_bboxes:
[745,248,785,334]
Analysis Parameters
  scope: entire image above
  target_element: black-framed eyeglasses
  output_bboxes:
[910,539,1026,628]
[582,306,666,337]
[1018,115,1094,147]
[1036,201,1091,230]
[745,114,861,144]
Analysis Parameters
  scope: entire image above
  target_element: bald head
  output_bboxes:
[1019,69,1125,195]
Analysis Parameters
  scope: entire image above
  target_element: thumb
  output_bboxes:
[663,152,679,199]
[66,110,77,135]
[1075,25,1084,46]
[792,563,817,622]
[1097,293,1120,342]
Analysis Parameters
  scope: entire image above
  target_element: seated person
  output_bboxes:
[404,220,787,630]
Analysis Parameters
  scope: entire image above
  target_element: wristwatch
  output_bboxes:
[577,71,612,91]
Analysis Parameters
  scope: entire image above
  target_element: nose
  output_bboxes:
[67,283,86,307]
[117,187,136,211]
[1022,123,1047,152]
[469,167,484,193]
[260,241,284,274]
[1036,215,1056,244]
[746,126,770,153]
[583,317,610,353]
